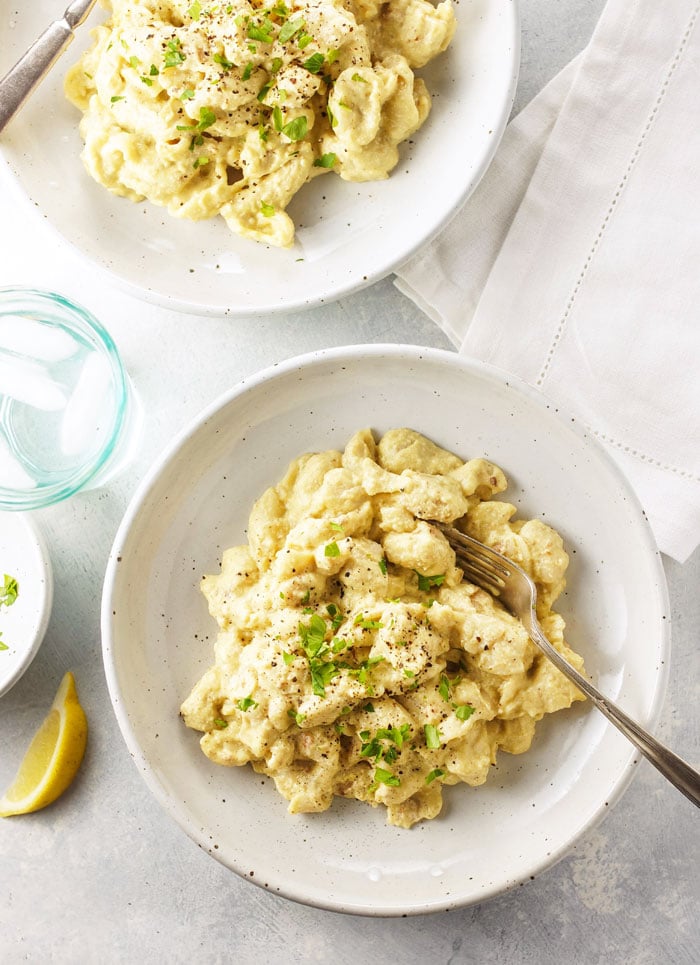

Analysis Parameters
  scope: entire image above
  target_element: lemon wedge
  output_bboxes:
[0,671,88,817]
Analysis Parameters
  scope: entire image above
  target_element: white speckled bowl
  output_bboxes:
[0,514,53,698]
[101,345,670,915]
[0,2,519,315]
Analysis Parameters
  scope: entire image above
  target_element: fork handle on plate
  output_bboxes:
[0,1,96,135]
[525,616,700,808]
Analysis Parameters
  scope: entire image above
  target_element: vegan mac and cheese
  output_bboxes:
[64,0,456,247]
[180,429,586,828]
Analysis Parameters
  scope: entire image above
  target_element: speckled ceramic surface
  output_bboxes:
[0,513,53,698]
[102,344,670,916]
[0,2,519,316]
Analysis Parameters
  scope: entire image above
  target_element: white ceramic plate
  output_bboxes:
[0,514,53,698]
[101,345,670,916]
[0,2,519,316]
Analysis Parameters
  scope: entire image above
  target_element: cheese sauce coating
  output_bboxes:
[181,429,585,828]
[65,0,455,246]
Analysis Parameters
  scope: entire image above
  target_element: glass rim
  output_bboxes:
[0,287,130,510]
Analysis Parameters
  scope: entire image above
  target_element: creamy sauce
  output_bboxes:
[65,0,455,246]
[181,429,585,828]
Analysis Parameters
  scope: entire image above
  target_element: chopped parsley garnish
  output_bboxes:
[287,708,306,726]
[347,655,384,690]
[311,660,340,696]
[359,724,410,766]
[257,84,271,103]
[0,575,18,608]
[297,32,313,49]
[371,767,400,788]
[455,703,476,721]
[378,557,388,575]
[193,156,209,169]
[281,115,308,141]
[0,575,12,650]
[303,52,325,74]
[242,62,253,81]
[424,724,441,749]
[298,614,340,697]
[213,718,228,729]
[425,768,444,785]
[353,615,383,630]
[324,541,340,557]
[213,53,234,70]
[272,105,283,132]
[299,615,327,652]
[326,603,343,631]
[436,673,475,719]
[236,696,258,712]
[260,201,275,217]
[289,613,386,698]
[270,57,283,74]
[416,571,446,592]
[312,152,336,168]
[188,1,202,18]
[128,55,140,69]
[278,16,305,43]
[351,72,368,83]
[180,88,195,100]
[269,1,290,16]
[247,19,275,43]
[177,106,216,132]
[164,37,186,69]
[110,95,125,103]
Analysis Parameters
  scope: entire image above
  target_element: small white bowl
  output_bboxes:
[0,513,53,697]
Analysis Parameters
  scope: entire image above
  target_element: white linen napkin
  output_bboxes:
[395,0,700,563]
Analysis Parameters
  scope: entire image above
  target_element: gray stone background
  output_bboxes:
[1,1,698,962]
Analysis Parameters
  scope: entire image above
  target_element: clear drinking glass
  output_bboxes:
[0,287,139,510]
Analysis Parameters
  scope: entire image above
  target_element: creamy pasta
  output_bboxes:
[180,429,586,828]
[65,0,456,246]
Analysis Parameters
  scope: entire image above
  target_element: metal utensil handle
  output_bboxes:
[526,616,700,807]
[0,1,96,134]
[0,22,73,133]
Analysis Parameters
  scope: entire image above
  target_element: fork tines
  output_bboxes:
[435,523,509,595]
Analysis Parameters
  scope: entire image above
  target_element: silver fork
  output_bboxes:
[438,523,700,807]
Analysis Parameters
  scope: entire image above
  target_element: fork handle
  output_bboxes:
[527,620,700,808]
[0,23,73,134]
[0,1,96,134]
